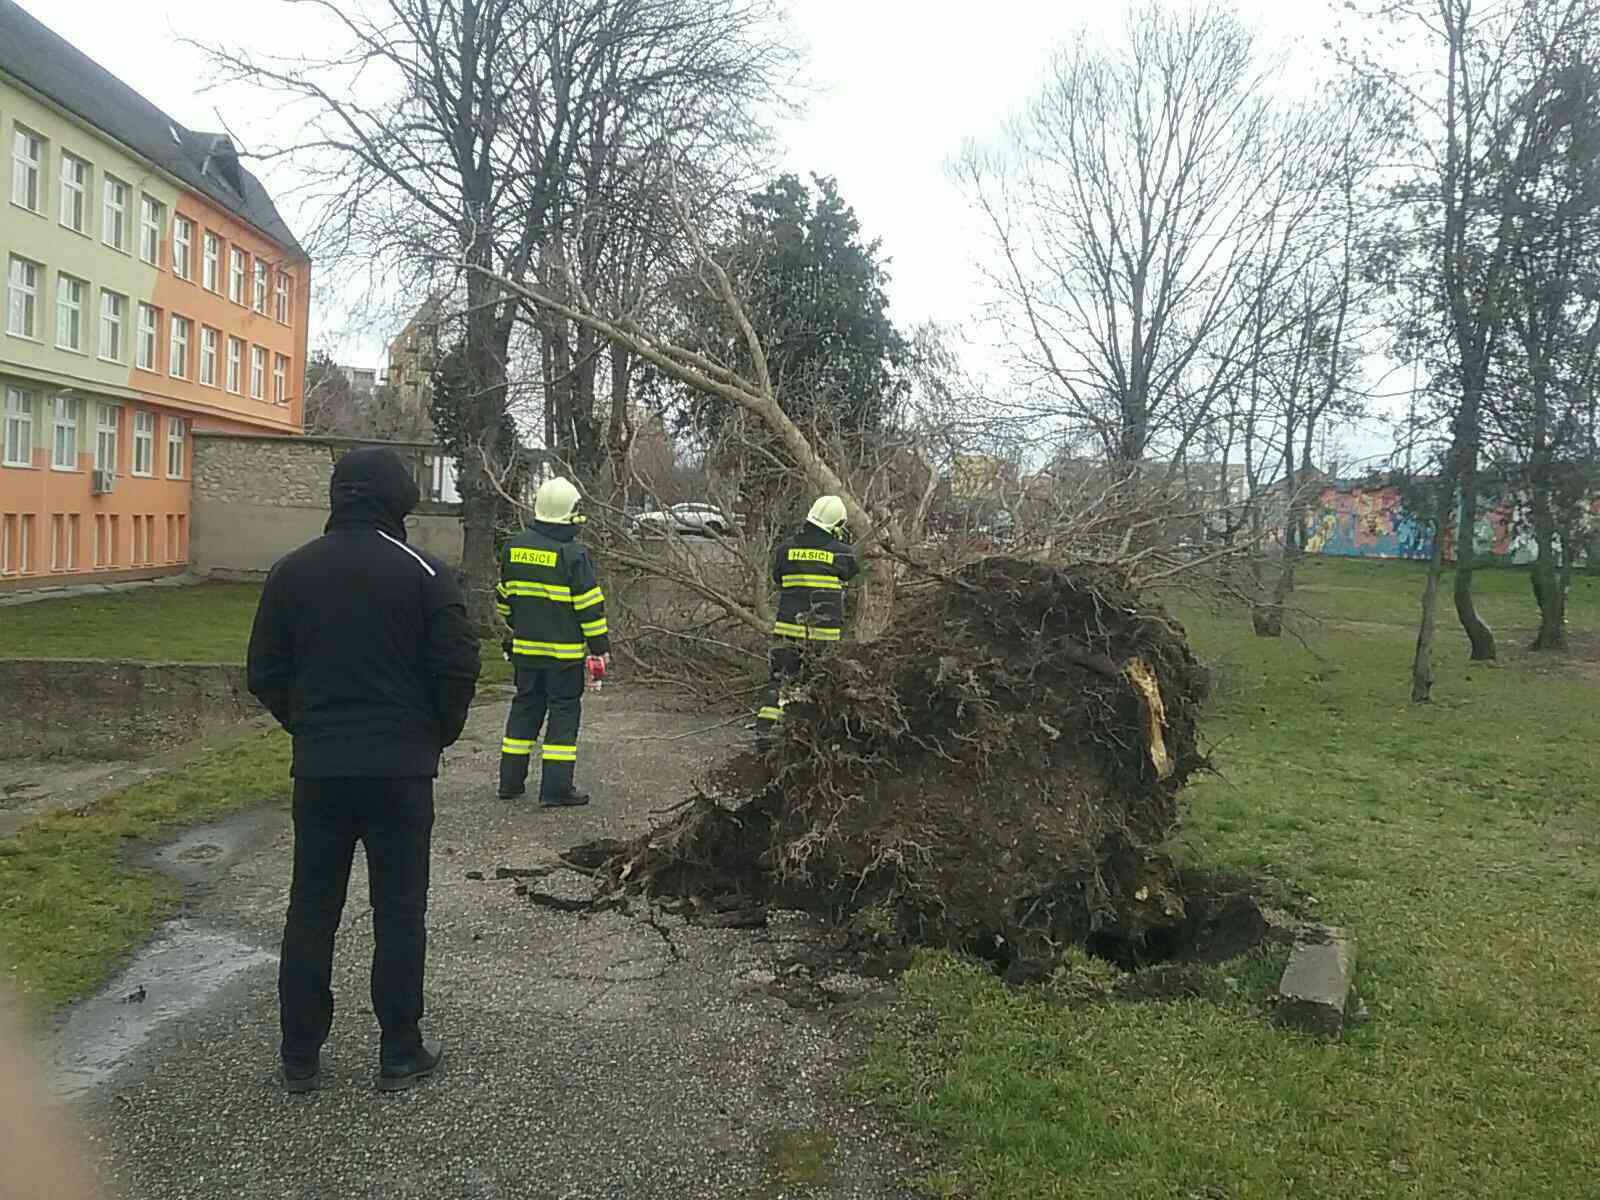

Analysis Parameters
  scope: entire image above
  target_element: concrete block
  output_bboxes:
[1274,924,1356,1036]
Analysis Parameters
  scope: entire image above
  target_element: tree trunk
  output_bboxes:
[1412,488,1450,703]
[1530,482,1567,650]
[457,275,510,633]
[1451,414,1497,661]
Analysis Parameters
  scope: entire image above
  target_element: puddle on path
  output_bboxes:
[47,919,276,1102]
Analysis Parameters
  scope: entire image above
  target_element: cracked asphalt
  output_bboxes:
[66,687,924,1199]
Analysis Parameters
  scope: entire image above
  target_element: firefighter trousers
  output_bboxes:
[755,642,806,732]
[500,662,584,799]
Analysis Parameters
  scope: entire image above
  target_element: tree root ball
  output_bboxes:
[564,557,1216,980]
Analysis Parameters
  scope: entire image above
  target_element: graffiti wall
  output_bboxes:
[1303,485,1600,564]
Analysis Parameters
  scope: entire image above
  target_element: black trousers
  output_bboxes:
[756,642,806,730]
[279,777,433,1067]
[500,661,584,798]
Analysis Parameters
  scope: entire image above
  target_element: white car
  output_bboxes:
[631,502,734,537]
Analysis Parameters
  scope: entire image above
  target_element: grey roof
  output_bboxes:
[0,0,306,260]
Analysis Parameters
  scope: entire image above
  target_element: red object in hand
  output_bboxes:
[586,655,606,687]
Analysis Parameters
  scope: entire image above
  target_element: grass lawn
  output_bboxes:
[858,558,1600,1198]
[0,581,513,683]
[0,729,293,1013]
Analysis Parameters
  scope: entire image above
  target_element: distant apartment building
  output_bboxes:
[0,0,308,590]
[386,296,441,434]
[340,365,377,397]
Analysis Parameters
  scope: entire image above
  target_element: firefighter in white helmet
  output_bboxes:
[755,494,858,739]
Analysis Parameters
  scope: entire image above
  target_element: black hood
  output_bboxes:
[530,519,578,544]
[326,448,420,539]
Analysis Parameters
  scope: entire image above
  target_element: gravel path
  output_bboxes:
[66,688,923,1199]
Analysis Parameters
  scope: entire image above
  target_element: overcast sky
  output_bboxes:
[21,0,1399,464]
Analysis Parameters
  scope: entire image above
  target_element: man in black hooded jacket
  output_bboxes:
[247,447,480,1094]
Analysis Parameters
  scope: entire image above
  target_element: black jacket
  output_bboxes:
[771,522,858,641]
[247,447,480,779]
[497,520,610,662]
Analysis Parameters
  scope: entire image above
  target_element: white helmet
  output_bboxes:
[806,494,848,535]
[534,476,583,524]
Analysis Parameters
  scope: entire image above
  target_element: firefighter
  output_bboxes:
[496,477,610,806]
[756,494,858,738]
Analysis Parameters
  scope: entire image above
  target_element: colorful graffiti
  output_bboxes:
[1303,485,1600,564]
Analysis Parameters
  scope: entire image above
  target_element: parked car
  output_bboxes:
[631,502,735,537]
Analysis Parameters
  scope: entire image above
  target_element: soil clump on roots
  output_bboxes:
[555,557,1239,981]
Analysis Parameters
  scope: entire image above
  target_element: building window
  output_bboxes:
[226,336,243,393]
[8,256,38,339]
[103,176,129,251]
[169,315,190,378]
[173,216,194,279]
[253,259,268,313]
[136,303,159,371]
[0,514,14,574]
[59,152,89,233]
[203,232,220,290]
[56,274,85,352]
[94,403,119,475]
[167,416,186,479]
[273,354,289,404]
[139,195,165,265]
[200,327,219,386]
[11,127,42,212]
[51,395,79,471]
[229,248,245,303]
[99,290,126,361]
[3,387,33,468]
[250,345,266,399]
[133,410,155,477]
[276,272,291,323]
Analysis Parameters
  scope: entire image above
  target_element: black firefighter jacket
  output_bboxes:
[496,520,611,664]
[771,522,858,641]
[246,447,481,779]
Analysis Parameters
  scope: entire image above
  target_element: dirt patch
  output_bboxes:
[533,557,1262,982]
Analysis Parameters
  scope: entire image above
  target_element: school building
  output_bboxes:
[0,0,308,590]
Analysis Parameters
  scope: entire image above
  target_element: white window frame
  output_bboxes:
[56,274,85,352]
[139,194,165,266]
[103,176,129,251]
[166,416,186,479]
[3,386,33,468]
[276,272,291,323]
[226,336,243,393]
[199,326,219,387]
[59,151,89,233]
[136,303,159,371]
[11,126,42,212]
[202,231,220,291]
[228,248,245,303]
[94,403,119,475]
[273,354,289,404]
[51,395,79,471]
[8,256,38,339]
[99,290,125,362]
[169,315,190,379]
[250,346,266,400]
[252,260,268,313]
[173,216,194,280]
[132,410,156,477]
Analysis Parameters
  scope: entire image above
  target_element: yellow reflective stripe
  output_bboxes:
[502,738,533,755]
[772,621,841,642]
[496,582,510,598]
[571,587,605,611]
[757,706,784,721]
[542,743,577,761]
[580,618,609,637]
[511,639,586,660]
[781,574,843,589]
[496,604,512,618]
[502,581,574,600]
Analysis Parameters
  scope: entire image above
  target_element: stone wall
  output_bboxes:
[191,433,463,578]
[0,659,263,759]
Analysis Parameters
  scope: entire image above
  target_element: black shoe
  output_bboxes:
[280,1058,322,1094]
[377,1040,443,1093]
[540,790,592,808]
[498,787,526,801]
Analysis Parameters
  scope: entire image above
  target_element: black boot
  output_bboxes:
[538,759,590,807]
[280,1055,322,1094]
[541,790,592,808]
[378,1039,444,1093]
